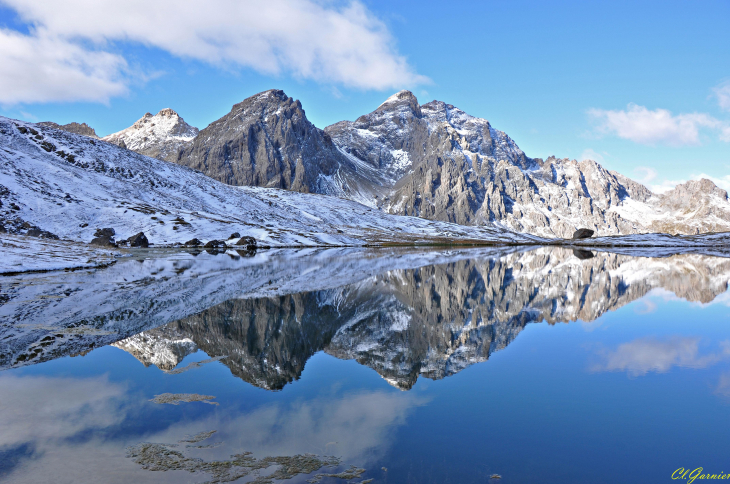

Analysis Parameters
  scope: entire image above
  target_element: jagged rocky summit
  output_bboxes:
[102,108,199,161]
[38,121,98,138]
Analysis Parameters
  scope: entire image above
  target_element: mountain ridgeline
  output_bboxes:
[73,89,730,238]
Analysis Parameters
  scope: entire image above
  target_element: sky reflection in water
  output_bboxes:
[1,247,730,483]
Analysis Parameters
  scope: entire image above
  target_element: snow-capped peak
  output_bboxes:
[379,90,419,108]
[102,109,199,161]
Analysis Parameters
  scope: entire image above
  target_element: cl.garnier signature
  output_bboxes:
[673,468,730,482]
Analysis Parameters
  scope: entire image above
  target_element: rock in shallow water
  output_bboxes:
[572,228,594,239]
[94,227,115,238]
[90,236,116,247]
[204,240,226,248]
[234,236,256,248]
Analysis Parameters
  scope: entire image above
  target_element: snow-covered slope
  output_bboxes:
[102,108,198,162]
[0,233,116,274]
[0,116,540,247]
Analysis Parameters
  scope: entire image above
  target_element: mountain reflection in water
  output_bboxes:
[107,248,730,390]
[3,246,730,484]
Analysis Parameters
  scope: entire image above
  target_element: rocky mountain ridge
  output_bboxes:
[99,89,730,238]
[102,108,199,161]
[0,115,537,247]
[38,121,98,138]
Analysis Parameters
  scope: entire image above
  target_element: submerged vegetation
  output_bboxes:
[126,430,371,483]
[149,393,218,405]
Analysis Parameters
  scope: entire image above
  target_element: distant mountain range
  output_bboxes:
[76,89,730,237]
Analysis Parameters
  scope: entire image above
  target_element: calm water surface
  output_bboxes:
[1,247,730,483]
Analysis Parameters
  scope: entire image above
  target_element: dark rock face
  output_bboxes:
[174,90,378,196]
[184,238,202,247]
[204,240,226,248]
[573,248,595,260]
[326,91,640,236]
[126,232,149,248]
[572,228,595,239]
[230,232,241,239]
[90,236,116,247]
[234,236,256,247]
[38,121,99,138]
[94,228,115,238]
[25,227,59,239]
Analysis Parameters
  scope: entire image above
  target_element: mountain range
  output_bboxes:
[92,89,730,238]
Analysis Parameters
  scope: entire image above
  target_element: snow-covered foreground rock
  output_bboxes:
[0,116,540,247]
[2,246,730,382]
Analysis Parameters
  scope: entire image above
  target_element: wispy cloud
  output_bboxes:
[0,0,428,105]
[580,148,605,163]
[592,337,730,377]
[633,166,657,184]
[714,81,730,112]
[647,173,730,194]
[589,103,729,146]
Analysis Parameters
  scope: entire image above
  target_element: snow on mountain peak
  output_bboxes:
[379,90,419,107]
[102,108,199,161]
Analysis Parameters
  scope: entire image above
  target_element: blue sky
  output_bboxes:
[0,0,728,192]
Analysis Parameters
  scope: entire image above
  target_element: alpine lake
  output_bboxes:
[2,245,730,484]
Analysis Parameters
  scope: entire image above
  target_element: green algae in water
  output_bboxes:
[150,393,218,405]
[127,431,372,483]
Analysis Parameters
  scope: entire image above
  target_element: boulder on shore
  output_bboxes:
[204,239,226,248]
[90,236,116,247]
[572,228,594,239]
[126,232,149,248]
[184,238,202,247]
[233,236,257,248]
[94,228,115,238]
[229,232,241,239]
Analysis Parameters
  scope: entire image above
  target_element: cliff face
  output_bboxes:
[173,90,389,200]
[111,248,730,390]
[327,92,730,238]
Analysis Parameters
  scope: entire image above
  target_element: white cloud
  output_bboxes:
[589,103,729,146]
[0,0,428,105]
[647,173,730,195]
[633,166,657,184]
[714,81,730,112]
[592,337,730,377]
[580,148,604,163]
[0,28,129,104]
